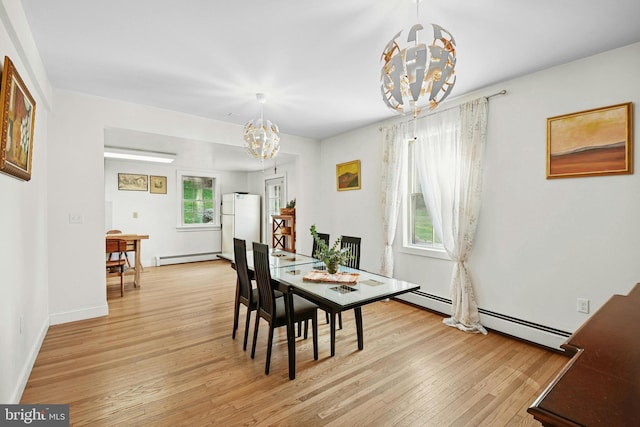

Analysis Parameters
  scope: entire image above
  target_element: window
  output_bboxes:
[178,171,219,228]
[405,139,443,251]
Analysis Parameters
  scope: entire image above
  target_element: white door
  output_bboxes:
[265,176,285,247]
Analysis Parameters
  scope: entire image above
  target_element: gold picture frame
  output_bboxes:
[0,56,36,181]
[150,175,167,194]
[547,102,633,178]
[118,173,148,191]
[336,159,361,191]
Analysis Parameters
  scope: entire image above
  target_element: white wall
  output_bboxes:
[4,0,639,403]
[0,1,52,404]
[47,90,321,328]
[320,42,640,348]
[105,158,249,266]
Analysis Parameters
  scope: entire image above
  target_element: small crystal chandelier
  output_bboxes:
[243,93,280,160]
[380,0,456,117]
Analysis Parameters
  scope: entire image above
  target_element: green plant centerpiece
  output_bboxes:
[310,224,352,274]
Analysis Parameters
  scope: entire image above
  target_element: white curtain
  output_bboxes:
[414,97,488,334]
[380,123,407,277]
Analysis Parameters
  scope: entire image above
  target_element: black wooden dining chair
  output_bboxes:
[231,238,259,351]
[328,235,362,329]
[309,232,337,328]
[340,235,362,270]
[311,232,330,258]
[251,242,318,375]
[232,238,286,349]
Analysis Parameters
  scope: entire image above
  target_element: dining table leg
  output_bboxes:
[285,290,296,380]
[354,307,363,350]
[330,312,337,357]
[134,240,142,287]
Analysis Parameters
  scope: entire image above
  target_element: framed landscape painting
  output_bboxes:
[0,56,36,181]
[336,159,361,191]
[547,102,633,178]
[118,173,148,191]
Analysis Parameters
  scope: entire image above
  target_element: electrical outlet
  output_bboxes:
[577,298,589,314]
[68,213,83,224]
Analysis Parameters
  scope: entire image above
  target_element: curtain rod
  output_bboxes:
[486,89,507,99]
[379,89,507,131]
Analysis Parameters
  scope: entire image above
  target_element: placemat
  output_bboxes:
[302,270,360,284]
[360,278,385,286]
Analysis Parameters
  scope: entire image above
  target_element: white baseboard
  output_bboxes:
[10,318,49,404]
[156,252,219,266]
[396,292,568,350]
[49,303,109,326]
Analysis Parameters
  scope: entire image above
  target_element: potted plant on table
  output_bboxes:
[310,224,352,274]
[280,198,296,216]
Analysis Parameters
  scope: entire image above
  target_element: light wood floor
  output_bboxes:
[21,260,567,426]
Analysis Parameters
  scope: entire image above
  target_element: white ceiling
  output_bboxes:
[20,0,640,169]
[104,127,297,172]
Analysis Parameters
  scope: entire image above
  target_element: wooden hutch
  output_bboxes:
[271,211,296,252]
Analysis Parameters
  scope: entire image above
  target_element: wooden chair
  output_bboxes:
[106,238,127,297]
[251,242,318,375]
[106,229,131,268]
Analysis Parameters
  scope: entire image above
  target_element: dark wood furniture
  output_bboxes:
[528,283,640,426]
[250,242,318,375]
[328,235,362,329]
[311,232,330,258]
[340,235,362,269]
[231,238,259,351]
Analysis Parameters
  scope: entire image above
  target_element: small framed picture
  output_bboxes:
[118,173,148,191]
[336,159,361,191]
[150,175,167,194]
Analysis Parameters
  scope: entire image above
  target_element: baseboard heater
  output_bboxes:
[156,252,220,266]
[399,290,572,350]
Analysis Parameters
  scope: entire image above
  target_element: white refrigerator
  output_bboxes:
[221,193,261,256]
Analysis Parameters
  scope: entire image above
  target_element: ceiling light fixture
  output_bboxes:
[243,93,280,160]
[104,147,176,163]
[380,0,456,117]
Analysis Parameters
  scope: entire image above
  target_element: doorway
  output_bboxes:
[265,175,286,246]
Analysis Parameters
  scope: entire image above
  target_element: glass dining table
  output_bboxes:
[221,249,420,380]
